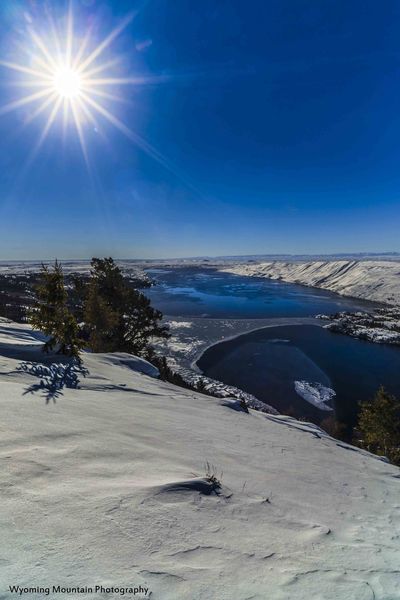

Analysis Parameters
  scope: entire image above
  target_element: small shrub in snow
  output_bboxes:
[239,399,249,413]
[204,461,223,491]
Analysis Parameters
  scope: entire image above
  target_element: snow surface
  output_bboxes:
[0,318,400,599]
[220,260,400,306]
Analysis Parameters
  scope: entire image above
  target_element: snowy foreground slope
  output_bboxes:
[0,320,400,600]
[221,260,400,306]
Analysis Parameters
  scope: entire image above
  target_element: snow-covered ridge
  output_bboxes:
[220,260,400,306]
[1,318,399,599]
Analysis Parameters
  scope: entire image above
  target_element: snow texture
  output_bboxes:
[0,318,399,599]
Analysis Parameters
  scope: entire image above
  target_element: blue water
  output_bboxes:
[144,266,400,425]
[198,325,400,426]
[144,267,378,318]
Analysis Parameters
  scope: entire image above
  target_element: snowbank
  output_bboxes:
[0,320,399,599]
[220,260,400,306]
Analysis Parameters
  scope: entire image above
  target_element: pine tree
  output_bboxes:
[84,257,169,356]
[84,283,118,352]
[356,386,400,465]
[58,310,83,357]
[29,261,83,358]
[123,288,169,355]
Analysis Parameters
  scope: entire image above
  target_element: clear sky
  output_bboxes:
[0,0,399,259]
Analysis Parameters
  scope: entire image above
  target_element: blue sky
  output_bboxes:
[0,0,399,259]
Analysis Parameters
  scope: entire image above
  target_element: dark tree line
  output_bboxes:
[355,386,400,465]
[29,258,169,359]
[318,386,400,466]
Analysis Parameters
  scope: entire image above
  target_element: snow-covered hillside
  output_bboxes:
[0,318,399,600]
[221,260,400,306]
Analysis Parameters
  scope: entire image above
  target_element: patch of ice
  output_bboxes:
[294,380,335,411]
[167,340,202,354]
[167,321,193,329]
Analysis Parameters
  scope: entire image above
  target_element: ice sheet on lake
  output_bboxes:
[294,380,335,411]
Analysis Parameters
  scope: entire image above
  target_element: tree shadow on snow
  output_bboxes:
[18,360,89,404]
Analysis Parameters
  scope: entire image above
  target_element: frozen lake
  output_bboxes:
[144,266,379,318]
[144,266,400,425]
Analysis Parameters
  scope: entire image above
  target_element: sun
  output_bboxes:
[0,4,190,186]
[53,67,82,99]
[0,7,141,166]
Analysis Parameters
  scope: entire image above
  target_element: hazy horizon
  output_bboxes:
[0,250,399,264]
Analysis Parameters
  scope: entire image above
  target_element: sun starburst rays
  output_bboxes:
[0,7,203,198]
[0,9,138,166]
